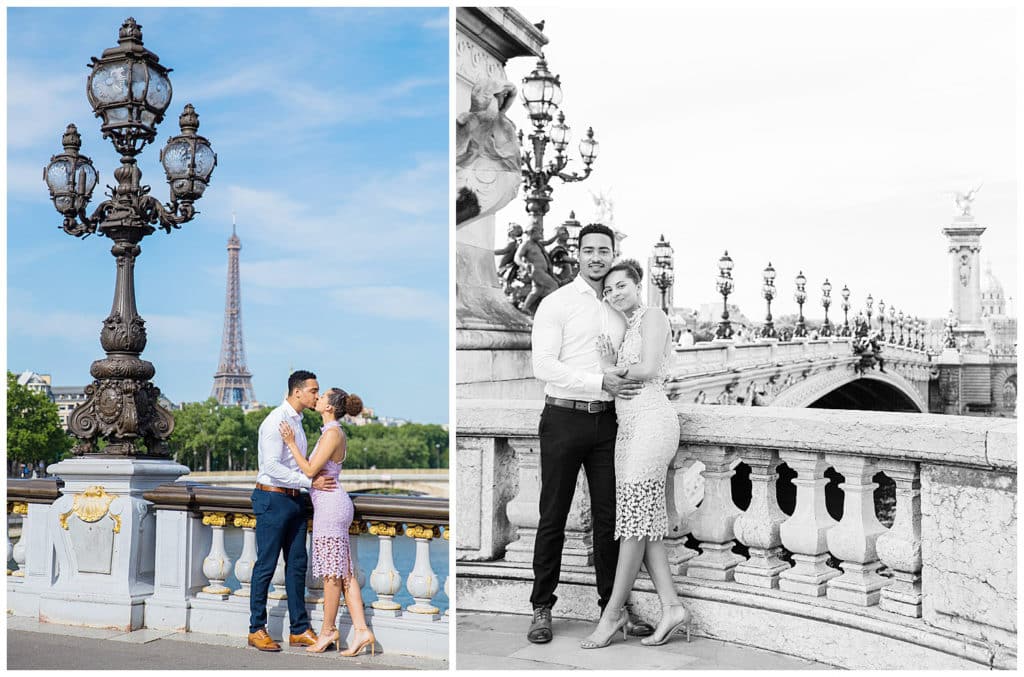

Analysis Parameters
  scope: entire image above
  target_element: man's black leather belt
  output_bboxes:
[545,396,613,413]
[255,482,301,497]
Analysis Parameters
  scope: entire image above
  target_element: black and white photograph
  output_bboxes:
[455,4,1016,670]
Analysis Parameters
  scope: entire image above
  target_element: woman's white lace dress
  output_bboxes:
[613,307,680,540]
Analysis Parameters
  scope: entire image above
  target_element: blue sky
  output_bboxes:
[8,7,450,423]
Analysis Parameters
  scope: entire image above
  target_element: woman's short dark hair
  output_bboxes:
[327,388,363,417]
[606,258,643,284]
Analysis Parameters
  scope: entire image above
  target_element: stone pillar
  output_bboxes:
[733,449,789,588]
[197,511,233,599]
[9,502,27,577]
[455,8,547,401]
[663,451,699,575]
[144,507,209,631]
[943,216,988,353]
[685,446,742,581]
[368,521,402,616]
[39,457,189,631]
[824,456,887,606]
[504,437,594,567]
[304,519,324,606]
[455,435,516,561]
[233,513,258,598]
[778,451,840,596]
[875,460,922,617]
[404,524,441,617]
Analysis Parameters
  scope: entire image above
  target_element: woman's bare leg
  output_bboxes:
[641,539,690,644]
[341,573,369,629]
[321,575,343,633]
[581,537,646,644]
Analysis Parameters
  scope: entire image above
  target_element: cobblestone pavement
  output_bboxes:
[455,612,830,670]
[7,616,447,671]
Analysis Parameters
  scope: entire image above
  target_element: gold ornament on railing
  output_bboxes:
[202,512,230,527]
[349,520,367,536]
[59,485,120,533]
[10,502,28,516]
[442,526,450,541]
[369,521,398,537]
[405,524,441,540]
[233,513,257,529]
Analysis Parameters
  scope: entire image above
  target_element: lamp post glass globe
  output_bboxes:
[522,56,562,125]
[44,124,99,220]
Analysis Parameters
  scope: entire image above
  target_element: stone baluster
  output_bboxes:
[232,513,257,598]
[503,438,540,563]
[9,502,28,577]
[443,526,450,616]
[368,521,402,615]
[405,524,441,616]
[199,512,233,599]
[733,449,789,588]
[268,551,288,600]
[825,455,888,605]
[664,450,700,575]
[305,519,325,605]
[686,446,743,580]
[349,520,367,594]
[875,460,922,617]
[779,451,840,595]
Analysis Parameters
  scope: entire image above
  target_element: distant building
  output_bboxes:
[15,373,178,431]
[16,371,52,399]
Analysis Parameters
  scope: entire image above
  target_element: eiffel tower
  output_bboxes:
[211,215,256,407]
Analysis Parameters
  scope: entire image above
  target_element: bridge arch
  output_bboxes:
[771,369,927,412]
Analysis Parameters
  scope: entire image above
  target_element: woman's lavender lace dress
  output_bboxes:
[309,421,354,579]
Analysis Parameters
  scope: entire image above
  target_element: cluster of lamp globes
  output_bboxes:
[42,17,216,236]
[520,56,599,169]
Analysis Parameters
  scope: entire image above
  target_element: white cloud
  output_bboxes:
[7,63,82,150]
[331,286,446,321]
[421,15,449,31]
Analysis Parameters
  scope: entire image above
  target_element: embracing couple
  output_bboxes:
[528,223,691,650]
[246,370,375,657]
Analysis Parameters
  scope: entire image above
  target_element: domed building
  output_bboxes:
[980,261,1006,318]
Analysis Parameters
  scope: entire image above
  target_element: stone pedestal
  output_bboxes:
[38,457,189,631]
[455,8,546,403]
[943,215,986,327]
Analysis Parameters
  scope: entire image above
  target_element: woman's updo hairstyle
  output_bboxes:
[606,258,643,284]
[327,388,364,417]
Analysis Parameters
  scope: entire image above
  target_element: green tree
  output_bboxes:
[7,372,73,475]
[169,398,247,472]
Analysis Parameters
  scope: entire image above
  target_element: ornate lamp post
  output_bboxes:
[839,284,851,336]
[897,310,906,346]
[889,306,897,344]
[793,271,808,338]
[876,298,885,341]
[519,57,598,235]
[820,278,833,337]
[914,318,924,350]
[651,235,675,314]
[562,210,582,279]
[715,251,735,340]
[760,262,778,339]
[43,18,216,456]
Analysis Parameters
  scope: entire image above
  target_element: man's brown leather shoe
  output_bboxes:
[247,628,281,652]
[289,628,319,647]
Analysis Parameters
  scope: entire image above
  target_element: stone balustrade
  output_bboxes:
[456,400,1016,669]
[7,480,448,659]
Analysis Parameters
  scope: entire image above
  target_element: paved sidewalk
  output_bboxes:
[456,612,829,670]
[7,616,447,670]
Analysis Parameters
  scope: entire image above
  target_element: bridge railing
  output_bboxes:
[456,400,1016,669]
[7,479,448,658]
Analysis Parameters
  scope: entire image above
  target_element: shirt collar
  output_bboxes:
[571,274,601,298]
[281,399,302,420]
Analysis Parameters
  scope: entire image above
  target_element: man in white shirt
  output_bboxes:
[247,370,338,652]
[527,223,652,643]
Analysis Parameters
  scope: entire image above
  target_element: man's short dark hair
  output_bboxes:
[578,223,616,250]
[288,370,317,394]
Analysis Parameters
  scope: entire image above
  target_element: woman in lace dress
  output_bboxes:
[279,388,376,657]
[580,259,691,649]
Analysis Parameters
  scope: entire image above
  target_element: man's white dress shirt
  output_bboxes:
[256,399,312,489]
[531,274,627,401]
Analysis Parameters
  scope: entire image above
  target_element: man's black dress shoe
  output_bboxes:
[527,607,552,643]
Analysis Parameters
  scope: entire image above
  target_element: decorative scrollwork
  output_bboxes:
[139,196,196,233]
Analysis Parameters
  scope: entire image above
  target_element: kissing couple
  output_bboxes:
[246,369,375,657]
[529,223,692,650]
